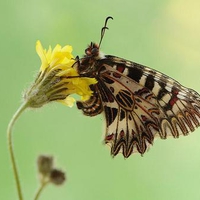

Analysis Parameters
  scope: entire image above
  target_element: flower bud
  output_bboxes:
[50,169,66,185]
[37,155,53,176]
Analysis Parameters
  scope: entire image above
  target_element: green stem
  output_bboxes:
[34,181,49,200]
[7,101,29,200]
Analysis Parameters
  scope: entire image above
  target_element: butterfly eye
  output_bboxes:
[85,43,100,58]
[91,47,99,56]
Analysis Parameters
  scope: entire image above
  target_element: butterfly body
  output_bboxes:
[76,41,200,158]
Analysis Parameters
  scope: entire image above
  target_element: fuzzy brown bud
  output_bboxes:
[50,169,66,185]
[37,155,53,176]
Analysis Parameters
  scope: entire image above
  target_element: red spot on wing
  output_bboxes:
[169,96,178,107]
[113,72,121,78]
[169,89,179,107]
[120,130,125,137]
[141,115,148,121]
[117,65,125,73]
[105,133,114,141]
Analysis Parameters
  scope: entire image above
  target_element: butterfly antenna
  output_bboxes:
[99,16,113,47]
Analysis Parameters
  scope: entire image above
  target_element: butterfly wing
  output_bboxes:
[77,55,200,157]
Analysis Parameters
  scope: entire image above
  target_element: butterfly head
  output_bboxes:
[85,42,100,58]
[75,42,104,76]
[75,16,113,76]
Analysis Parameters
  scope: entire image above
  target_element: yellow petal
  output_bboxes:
[61,45,72,53]
[83,77,98,85]
[58,96,75,107]
[36,40,49,71]
[46,45,52,63]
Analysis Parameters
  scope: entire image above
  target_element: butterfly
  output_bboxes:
[74,16,200,158]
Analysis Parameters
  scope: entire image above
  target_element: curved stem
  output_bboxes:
[34,181,49,200]
[7,101,29,200]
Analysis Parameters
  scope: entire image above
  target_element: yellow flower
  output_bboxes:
[36,40,74,72]
[24,41,97,108]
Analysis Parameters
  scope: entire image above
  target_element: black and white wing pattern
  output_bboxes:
[76,41,200,158]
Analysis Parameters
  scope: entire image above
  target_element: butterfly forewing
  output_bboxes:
[76,44,200,158]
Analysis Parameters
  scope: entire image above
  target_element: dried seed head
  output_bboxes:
[50,169,66,185]
[37,155,53,176]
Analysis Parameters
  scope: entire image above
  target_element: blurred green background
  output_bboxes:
[1,0,200,199]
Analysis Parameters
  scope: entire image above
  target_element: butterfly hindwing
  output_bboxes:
[95,62,163,157]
